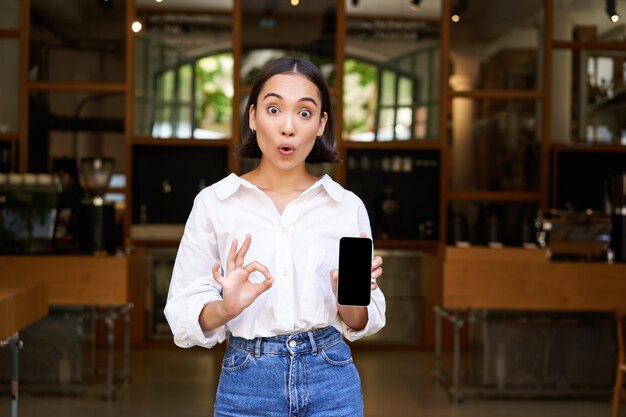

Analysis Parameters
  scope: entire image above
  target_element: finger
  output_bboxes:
[372,266,383,280]
[242,261,272,280]
[255,276,274,293]
[226,239,238,270]
[371,281,378,291]
[359,231,367,238]
[235,234,252,268]
[372,256,383,270]
[212,261,224,286]
[329,268,338,282]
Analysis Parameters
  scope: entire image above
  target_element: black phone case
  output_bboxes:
[337,236,373,307]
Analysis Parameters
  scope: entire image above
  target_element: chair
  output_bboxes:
[613,310,626,417]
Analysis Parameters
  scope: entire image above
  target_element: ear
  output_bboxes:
[248,105,256,131]
[317,111,328,137]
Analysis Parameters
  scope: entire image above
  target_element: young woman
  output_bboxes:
[164,56,386,417]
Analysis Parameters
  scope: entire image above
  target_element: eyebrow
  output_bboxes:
[262,92,318,107]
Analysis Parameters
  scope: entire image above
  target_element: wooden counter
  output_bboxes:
[0,255,129,306]
[0,283,48,340]
[443,247,626,311]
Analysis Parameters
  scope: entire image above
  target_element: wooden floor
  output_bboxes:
[3,345,614,417]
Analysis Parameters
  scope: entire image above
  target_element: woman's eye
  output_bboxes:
[268,106,279,114]
[299,109,312,118]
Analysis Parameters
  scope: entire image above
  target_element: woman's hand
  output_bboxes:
[330,255,383,296]
[329,232,383,331]
[211,234,273,319]
[330,232,383,296]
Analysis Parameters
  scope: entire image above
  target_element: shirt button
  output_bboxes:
[288,340,297,348]
[282,270,288,277]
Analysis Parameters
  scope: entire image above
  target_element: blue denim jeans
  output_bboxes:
[214,326,363,417]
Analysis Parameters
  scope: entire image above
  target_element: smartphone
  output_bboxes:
[337,236,373,307]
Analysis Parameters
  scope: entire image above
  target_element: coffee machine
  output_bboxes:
[78,157,116,254]
[608,173,626,262]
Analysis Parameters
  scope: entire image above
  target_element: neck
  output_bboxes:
[246,159,315,193]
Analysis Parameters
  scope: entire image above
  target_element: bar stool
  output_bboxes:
[613,310,626,417]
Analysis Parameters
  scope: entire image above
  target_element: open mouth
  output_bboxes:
[278,144,295,155]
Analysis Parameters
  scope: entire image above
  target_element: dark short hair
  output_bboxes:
[237,56,339,164]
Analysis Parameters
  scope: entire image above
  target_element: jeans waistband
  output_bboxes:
[227,326,342,357]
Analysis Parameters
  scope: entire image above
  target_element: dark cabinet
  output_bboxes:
[132,146,228,224]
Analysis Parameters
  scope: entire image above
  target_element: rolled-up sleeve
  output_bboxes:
[341,287,386,341]
[340,200,387,341]
[164,191,226,349]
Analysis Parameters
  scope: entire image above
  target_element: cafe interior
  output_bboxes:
[1,0,626,416]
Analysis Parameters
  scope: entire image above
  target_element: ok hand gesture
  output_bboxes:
[211,234,273,319]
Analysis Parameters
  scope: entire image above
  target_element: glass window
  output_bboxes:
[195,54,234,140]
[240,0,337,87]
[398,77,413,106]
[381,70,397,106]
[448,201,539,247]
[449,0,543,91]
[134,11,233,139]
[29,0,125,83]
[343,59,378,142]
[553,0,626,43]
[0,39,19,133]
[29,90,125,173]
[378,109,395,142]
[0,0,20,29]
[553,48,626,145]
[344,17,440,142]
[450,98,542,192]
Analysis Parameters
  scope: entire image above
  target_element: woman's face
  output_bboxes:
[249,73,328,173]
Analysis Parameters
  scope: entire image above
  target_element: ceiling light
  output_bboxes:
[451,0,467,23]
[291,0,299,5]
[606,0,620,22]
[132,21,142,33]
[409,0,421,11]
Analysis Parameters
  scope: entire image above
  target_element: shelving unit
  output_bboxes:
[7,0,624,346]
[0,1,21,173]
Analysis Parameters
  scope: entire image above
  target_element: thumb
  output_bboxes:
[359,231,368,238]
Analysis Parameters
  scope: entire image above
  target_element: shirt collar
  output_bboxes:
[317,174,344,203]
[213,173,344,203]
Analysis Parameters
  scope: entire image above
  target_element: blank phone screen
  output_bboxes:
[337,237,373,306]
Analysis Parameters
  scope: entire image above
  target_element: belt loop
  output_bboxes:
[254,337,262,358]
[307,331,318,355]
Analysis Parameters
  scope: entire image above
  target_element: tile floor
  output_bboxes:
[4,346,615,417]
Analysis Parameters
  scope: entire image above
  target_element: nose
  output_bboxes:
[281,115,295,137]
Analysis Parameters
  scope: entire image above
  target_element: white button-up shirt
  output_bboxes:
[164,173,386,349]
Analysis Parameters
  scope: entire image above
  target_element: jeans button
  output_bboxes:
[288,340,297,348]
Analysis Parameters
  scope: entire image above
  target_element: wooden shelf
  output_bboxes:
[443,246,626,311]
[551,143,626,154]
[0,134,18,143]
[132,136,231,147]
[0,29,20,38]
[374,239,440,250]
[28,82,126,93]
[447,190,541,202]
[343,140,441,151]
[451,89,544,100]
[0,283,48,340]
[552,40,626,51]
